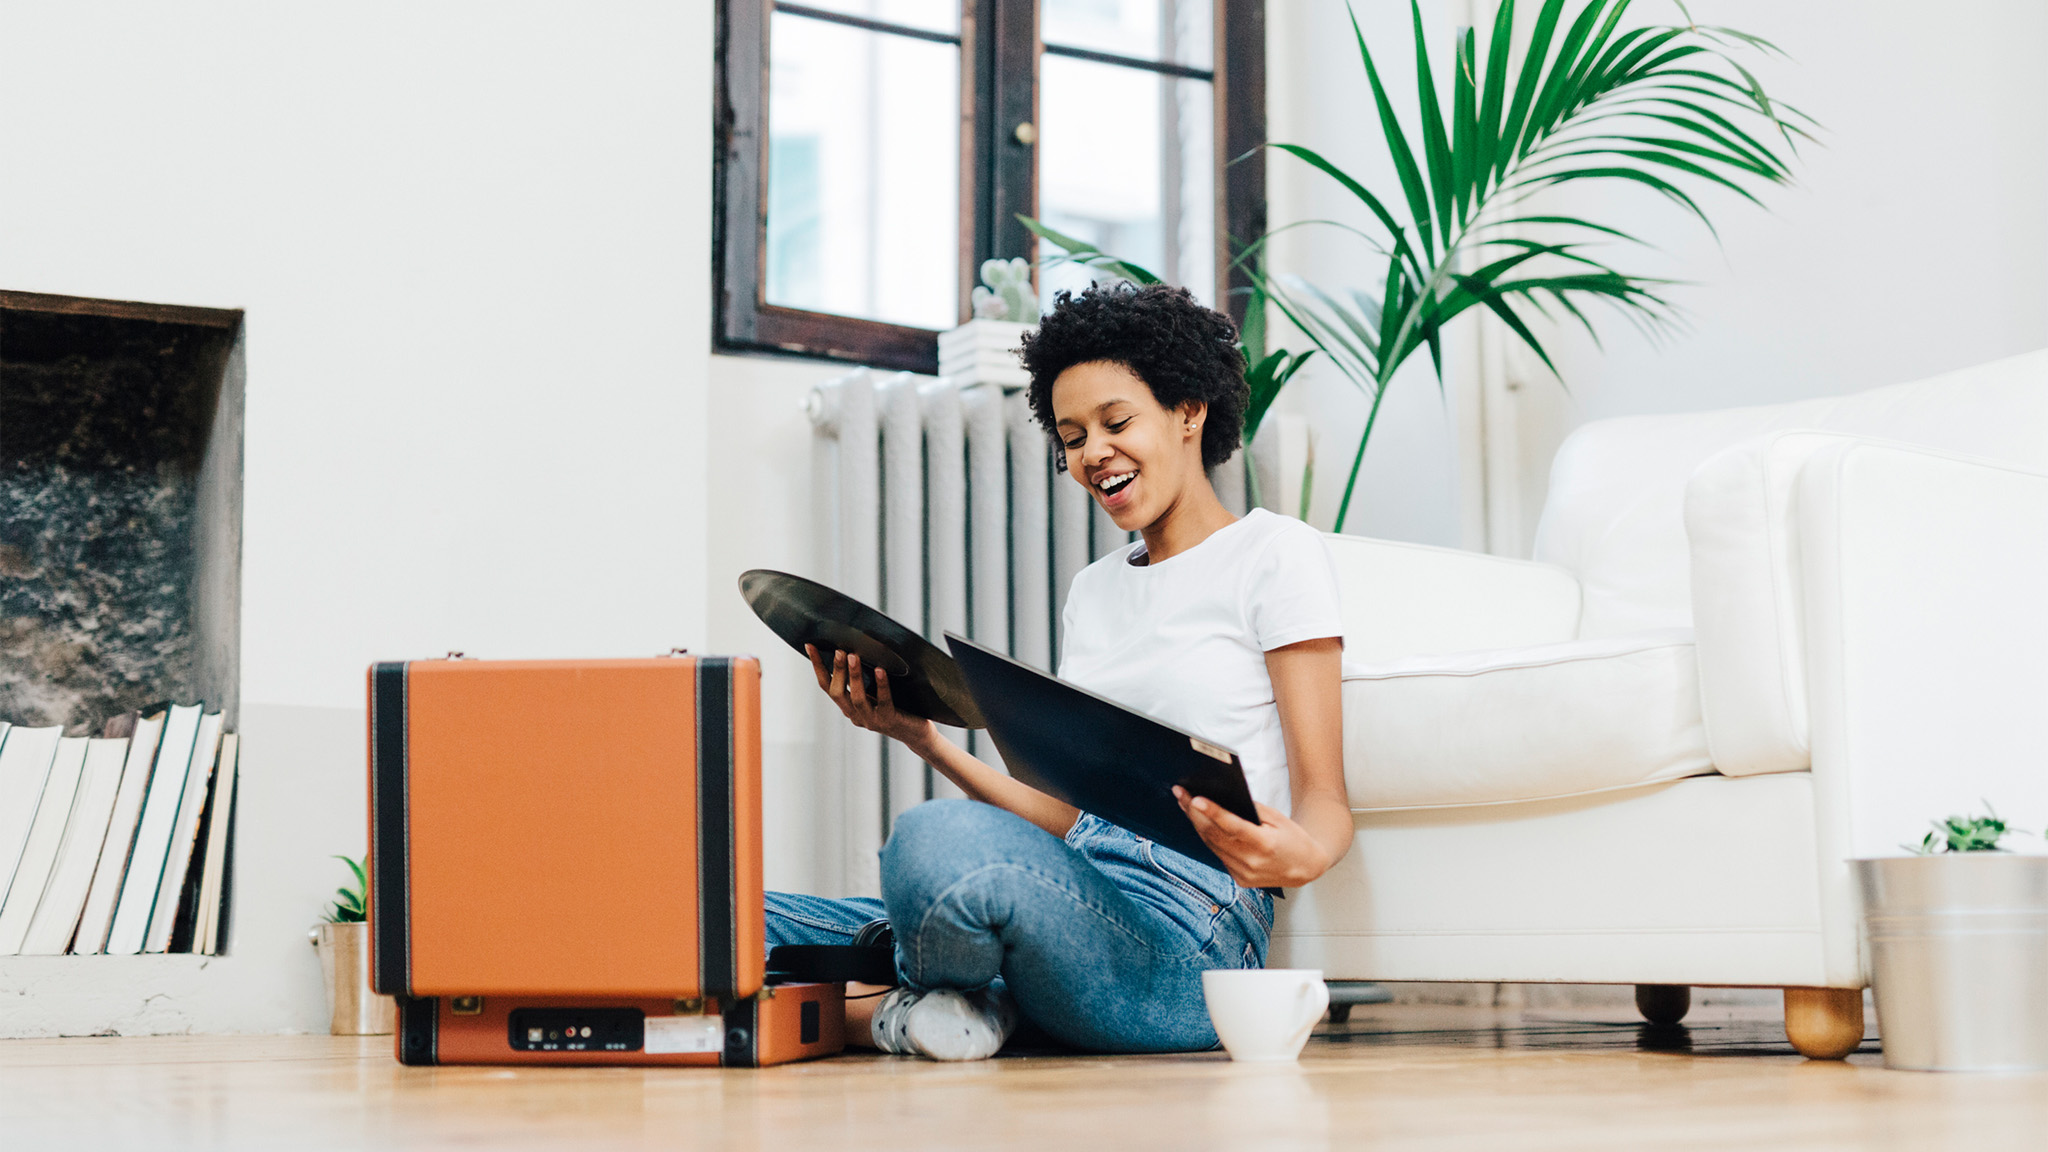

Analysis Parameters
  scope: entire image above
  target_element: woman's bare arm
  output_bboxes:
[1175,636,1351,888]
[810,646,1081,839]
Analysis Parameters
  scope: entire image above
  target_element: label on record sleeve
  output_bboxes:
[644,1014,724,1054]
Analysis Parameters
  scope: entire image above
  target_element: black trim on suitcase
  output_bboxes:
[370,662,412,995]
[396,995,439,1065]
[721,994,759,1068]
[697,658,738,1001]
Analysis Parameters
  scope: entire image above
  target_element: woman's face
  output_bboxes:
[1051,360,1206,532]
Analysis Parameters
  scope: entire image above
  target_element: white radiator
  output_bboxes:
[807,366,1247,895]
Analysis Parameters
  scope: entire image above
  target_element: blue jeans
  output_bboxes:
[765,798,1272,1054]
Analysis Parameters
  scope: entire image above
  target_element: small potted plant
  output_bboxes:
[1856,809,2048,1071]
[310,855,395,1036]
[938,258,1036,388]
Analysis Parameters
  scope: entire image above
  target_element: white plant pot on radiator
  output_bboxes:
[939,320,1032,389]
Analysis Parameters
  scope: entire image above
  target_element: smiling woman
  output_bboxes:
[762,283,1351,1061]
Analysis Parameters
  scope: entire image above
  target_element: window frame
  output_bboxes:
[715,0,1266,374]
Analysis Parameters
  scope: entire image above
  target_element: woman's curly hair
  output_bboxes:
[1018,283,1248,471]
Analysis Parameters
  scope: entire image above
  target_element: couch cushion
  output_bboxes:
[1341,629,1713,810]
[1323,534,1582,662]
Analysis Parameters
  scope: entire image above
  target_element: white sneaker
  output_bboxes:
[870,987,1018,1061]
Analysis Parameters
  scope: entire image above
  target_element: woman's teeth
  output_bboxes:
[1096,472,1136,496]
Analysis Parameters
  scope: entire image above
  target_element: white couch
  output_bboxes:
[1273,349,2048,1057]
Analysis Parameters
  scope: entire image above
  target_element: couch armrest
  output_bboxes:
[1322,534,1581,662]
[1797,440,2048,861]
[1686,431,1864,776]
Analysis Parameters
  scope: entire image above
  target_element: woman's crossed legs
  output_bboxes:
[766,798,1270,1054]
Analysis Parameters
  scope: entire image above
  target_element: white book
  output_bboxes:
[195,734,239,956]
[0,739,90,954]
[0,725,64,913]
[106,704,203,955]
[74,713,166,954]
[21,739,132,956]
[144,710,224,953]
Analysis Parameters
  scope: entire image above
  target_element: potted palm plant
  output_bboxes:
[309,855,395,1036]
[1857,811,2048,1071]
[1027,0,1812,528]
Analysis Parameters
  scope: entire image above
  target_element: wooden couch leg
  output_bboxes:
[1634,984,1690,1025]
[1783,987,1864,1059]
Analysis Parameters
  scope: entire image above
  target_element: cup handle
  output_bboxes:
[1298,978,1330,1031]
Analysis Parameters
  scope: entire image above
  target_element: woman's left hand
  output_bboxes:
[1173,787,1335,889]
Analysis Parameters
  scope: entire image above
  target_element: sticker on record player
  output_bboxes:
[1189,737,1232,762]
[645,1015,724,1054]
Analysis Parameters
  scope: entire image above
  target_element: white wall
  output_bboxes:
[0,1,713,1034]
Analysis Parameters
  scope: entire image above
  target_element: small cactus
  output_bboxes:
[970,257,1038,322]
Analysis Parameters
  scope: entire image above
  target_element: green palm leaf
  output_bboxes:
[1244,348,1315,446]
[1472,2,1513,196]
[1451,28,1478,226]
[1293,0,1809,530]
[1408,0,1457,242]
[1349,5,1439,262]
[1016,217,1164,286]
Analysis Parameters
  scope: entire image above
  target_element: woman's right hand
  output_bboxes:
[807,645,1080,840]
[807,644,938,750]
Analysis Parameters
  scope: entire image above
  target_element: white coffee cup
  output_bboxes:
[1202,968,1329,1062]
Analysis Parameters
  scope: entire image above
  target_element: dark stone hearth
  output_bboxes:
[0,303,240,733]
[0,466,195,731]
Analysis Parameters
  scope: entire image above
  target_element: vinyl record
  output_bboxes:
[738,569,986,730]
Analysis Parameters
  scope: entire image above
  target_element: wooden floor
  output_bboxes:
[4,1004,2044,1150]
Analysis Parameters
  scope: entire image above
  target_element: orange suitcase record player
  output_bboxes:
[366,654,844,1066]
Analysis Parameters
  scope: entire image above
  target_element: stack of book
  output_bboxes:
[0,704,238,957]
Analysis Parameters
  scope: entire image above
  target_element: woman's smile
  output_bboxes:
[1092,467,1139,513]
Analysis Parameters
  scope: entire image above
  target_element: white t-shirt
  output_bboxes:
[1057,509,1345,817]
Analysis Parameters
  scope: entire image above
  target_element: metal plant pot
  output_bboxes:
[312,921,397,1036]
[1855,855,2048,1071]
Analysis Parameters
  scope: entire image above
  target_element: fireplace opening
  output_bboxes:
[0,291,243,733]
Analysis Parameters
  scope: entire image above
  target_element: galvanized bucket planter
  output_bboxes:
[1856,855,2048,1071]
[312,921,397,1036]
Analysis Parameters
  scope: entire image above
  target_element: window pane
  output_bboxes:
[1042,0,1212,70]
[766,14,960,330]
[1038,54,1215,308]
[786,0,959,36]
